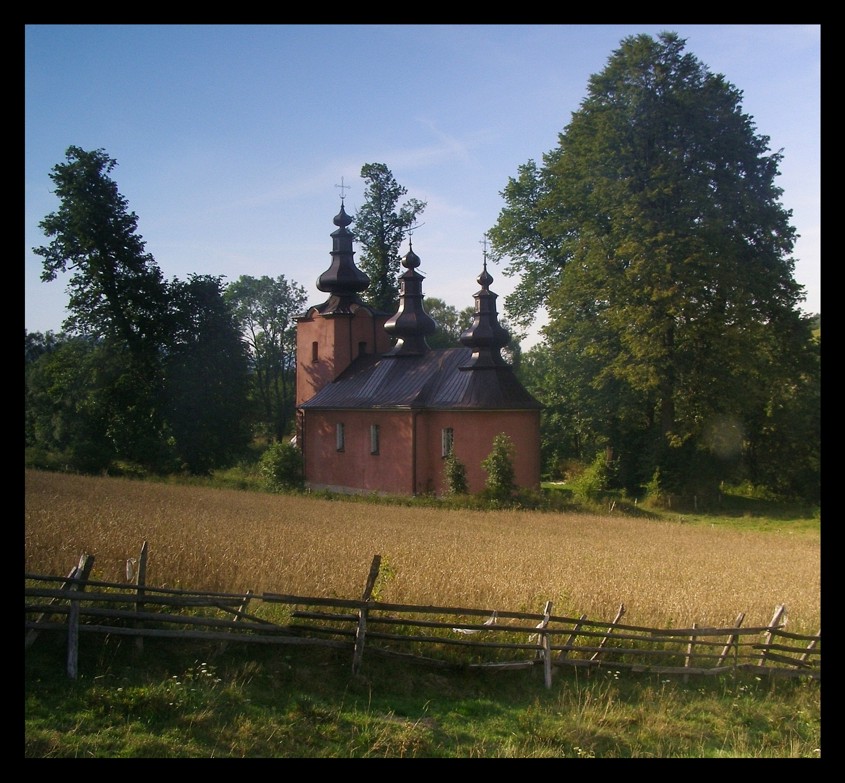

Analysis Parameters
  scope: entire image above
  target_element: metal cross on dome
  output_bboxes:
[480,234,489,266]
[335,177,350,203]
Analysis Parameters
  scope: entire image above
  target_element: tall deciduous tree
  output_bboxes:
[30,147,255,475]
[33,146,169,468]
[224,274,307,441]
[353,163,426,313]
[33,146,168,352]
[488,32,819,500]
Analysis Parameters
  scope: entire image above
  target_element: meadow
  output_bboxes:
[24,469,820,634]
[24,469,822,758]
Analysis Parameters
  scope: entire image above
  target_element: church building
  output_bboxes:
[295,199,542,496]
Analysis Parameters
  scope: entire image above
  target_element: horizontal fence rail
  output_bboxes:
[25,550,820,686]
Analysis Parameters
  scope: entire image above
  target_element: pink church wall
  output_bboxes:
[295,309,391,406]
[302,407,540,497]
[418,410,541,495]
[302,410,415,495]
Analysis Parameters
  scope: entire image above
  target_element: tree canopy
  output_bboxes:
[353,163,426,313]
[163,274,252,474]
[224,274,307,441]
[488,32,819,500]
[33,146,169,354]
[29,146,253,475]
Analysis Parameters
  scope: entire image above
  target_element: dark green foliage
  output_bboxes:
[28,147,258,476]
[442,449,468,495]
[24,335,170,474]
[224,275,307,442]
[488,33,819,502]
[481,433,517,501]
[26,336,98,452]
[259,440,304,492]
[353,163,426,313]
[163,275,253,474]
[31,147,170,471]
[24,329,64,364]
[33,146,169,353]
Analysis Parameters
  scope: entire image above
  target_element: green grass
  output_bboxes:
[25,631,820,758]
[116,461,820,532]
[24,463,821,757]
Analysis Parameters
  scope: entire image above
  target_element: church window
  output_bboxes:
[311,341,319,363]
[370,424,380,455]
[441,427,454,458]
[336,422,345,452]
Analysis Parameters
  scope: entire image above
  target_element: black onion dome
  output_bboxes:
[314,202,371,312]
[459,260,510,368]
[384,243,437,356]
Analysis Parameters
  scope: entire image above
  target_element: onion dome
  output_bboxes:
[314,203,371,313]
[459,257,510,368]
[384,242,437,356]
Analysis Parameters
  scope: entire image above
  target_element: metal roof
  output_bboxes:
[299,347,542,411]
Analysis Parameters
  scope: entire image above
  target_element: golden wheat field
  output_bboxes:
[24,469,820,633]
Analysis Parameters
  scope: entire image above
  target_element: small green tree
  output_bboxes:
[442,449,468,495]
[481,433,517,501]
[258,441,304,492]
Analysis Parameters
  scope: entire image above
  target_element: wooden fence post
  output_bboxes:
[134,541,148,655]
[65,556,95,679]
[758,604,786,668]
[67,592,80,680]
[538,601,552,689]
[716,612,745,670]
[352,555,381,675]
[26,553,95,651]
[683,623,698,683]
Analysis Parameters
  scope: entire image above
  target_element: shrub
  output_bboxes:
[568,451,615,503]
[442,449,468,496]
[481,433,517,501]
[258,440,304,492]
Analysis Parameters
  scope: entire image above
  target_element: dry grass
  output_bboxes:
[25,469,820,633]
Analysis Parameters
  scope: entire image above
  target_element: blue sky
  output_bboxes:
[25,24,820,348]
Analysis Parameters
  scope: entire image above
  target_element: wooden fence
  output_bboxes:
[25,551,820,687]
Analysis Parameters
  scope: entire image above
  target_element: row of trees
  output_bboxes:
[25,146,309,474]
[25,32,820,503]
